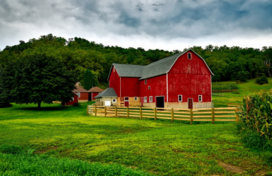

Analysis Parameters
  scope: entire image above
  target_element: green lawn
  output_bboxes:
[1,101,272,175]
[212,78,272,107]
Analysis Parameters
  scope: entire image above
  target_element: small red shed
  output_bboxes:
[73,85,89,102]
[88,87,104,101]
[65,92,79,105]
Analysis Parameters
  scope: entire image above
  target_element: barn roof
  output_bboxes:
[111,63,145,78]
[73,85,88,92]
[95,88,117,98]
[88,87,104,93]
[140,53,182,80]
[107,49,214,80]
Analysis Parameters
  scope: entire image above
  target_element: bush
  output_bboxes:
[73,103,81,107]
[256,75,268,85]
[237,71,250,82]
[0,144,23,154]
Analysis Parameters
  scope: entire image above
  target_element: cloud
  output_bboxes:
[0,0,271,50]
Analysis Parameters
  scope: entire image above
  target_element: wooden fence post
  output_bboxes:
[115,106,117,117]
[236,107,239,124]
[127,107,129,118]
[190,109,193,125]
[212,108,214,124]
[104,106,107,117]
[154,108,157,121]
[140,107,142,119]
[95,105,97,117]
[171,108,174,123]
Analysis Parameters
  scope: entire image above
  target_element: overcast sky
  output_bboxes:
[0,0,271,51]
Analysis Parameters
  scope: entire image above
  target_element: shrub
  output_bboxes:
[73,103,81,107]
[256,75,268,85]
[0,144,23,154]
[237,71,249,82]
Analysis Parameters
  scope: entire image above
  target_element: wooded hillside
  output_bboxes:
[0,34,271,83]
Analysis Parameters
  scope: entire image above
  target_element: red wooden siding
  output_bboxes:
[91,92,99,100]
[66,93,78,105]
[120,77,140,97]
[78,92,89,100]
[140,74,167,103]
[168,51,211,103]
[109,67,121,97]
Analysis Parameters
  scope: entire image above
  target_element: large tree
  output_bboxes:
[0,69,11,107]
[83,69,92,90]
[0,54,76,108]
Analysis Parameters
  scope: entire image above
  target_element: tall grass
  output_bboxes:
[0,145,151,176]
[212,82,238,92]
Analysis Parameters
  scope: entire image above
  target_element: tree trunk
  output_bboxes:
[38,102,41,109]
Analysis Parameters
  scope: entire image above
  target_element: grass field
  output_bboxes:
[212,78,272,107]
[1,78,272,175]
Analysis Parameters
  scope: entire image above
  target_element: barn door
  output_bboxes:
[156,97,164,108]
[141,97,144,107]
[188,98,193,109]
[124,97,129,107]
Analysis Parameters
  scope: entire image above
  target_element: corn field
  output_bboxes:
[237,90,272,139]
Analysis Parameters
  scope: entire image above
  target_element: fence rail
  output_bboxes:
[87,105,239,124]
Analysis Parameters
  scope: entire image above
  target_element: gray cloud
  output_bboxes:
[0,0,271,50]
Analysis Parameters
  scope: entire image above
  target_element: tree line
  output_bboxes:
[1,34,271,83]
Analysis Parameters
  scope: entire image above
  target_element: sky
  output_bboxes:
[0,0,272,51]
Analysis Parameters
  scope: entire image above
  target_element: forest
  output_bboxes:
[0,34,271,84]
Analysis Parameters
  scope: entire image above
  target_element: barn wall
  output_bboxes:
[139,74,166,101]
[120,77,140,97]
[91,92,99,100]
[66,93,78,105]
[78,92,89,102]
[109,66,121,97]
[168,51,211,103]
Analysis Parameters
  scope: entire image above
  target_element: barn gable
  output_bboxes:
[141,49,213,80]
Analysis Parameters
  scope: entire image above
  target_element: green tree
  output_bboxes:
[0,70,11,107]
[0,54,76,108]
[84,69,92,90]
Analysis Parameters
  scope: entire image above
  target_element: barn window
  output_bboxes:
[134,97,137,100]
[188,53,192,60]
[148,86,151,90]
[144,97,147,103]
[149,96,153,103]
[145,79,147,85]
[178,95,182,102]
[112,99,116,103]
[198,95,202,102]
[125,97,129,101]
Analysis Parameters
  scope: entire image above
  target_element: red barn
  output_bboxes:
[104,49,213,109]
[88,87,104,100]
[74,85,89,102]
[65,92,79,105]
